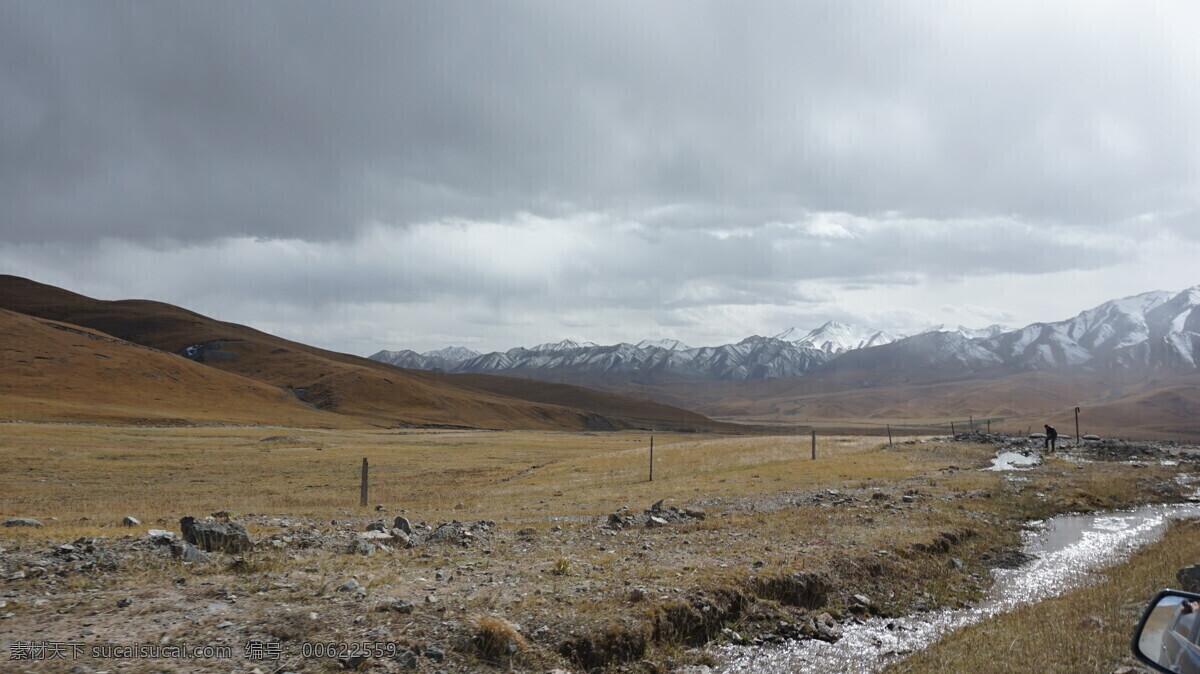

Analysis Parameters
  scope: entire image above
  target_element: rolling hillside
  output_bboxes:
[0,308,342,426]
[0,276,735,431]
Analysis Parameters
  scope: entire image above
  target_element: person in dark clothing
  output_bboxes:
[1044,424,1058,451]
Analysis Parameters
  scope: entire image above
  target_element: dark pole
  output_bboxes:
[811,429,816,460]
[887,424,893,448]
[1080,402,1089,446]
[951,421,955,436]
[649,435,654,482]
[360,458,368,507]
[987,419,991,434]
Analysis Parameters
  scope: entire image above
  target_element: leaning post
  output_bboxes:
[887,424,893,448]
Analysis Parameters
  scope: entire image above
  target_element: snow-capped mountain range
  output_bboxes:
[370,286,1200,382]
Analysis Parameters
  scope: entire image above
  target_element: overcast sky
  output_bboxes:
[3,2,1200,354]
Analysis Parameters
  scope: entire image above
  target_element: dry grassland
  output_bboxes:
[0,424,1194,673]
[0,425,927,528]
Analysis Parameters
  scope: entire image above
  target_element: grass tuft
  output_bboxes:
[470,615,528,661]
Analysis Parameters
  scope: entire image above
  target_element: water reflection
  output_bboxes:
[987,451,1040,471]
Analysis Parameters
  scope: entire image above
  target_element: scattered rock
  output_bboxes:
[170,541,210,564]
[116,597,133,608]
[349,539,375,556]
[122,516,141,527]
[4,518,44,528]
[226,557,254,573]
[180,516,253,553]
[814,612,842,642]
[425,646,445,663]
[380,598,414,614]
[365,521,387,532]
[607,512,637,529]
[427,520,495,546]
[339,653,369,670]
[336,578,362,593]
[392,516,413,535]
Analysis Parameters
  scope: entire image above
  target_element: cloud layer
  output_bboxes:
[3,2,1199,352]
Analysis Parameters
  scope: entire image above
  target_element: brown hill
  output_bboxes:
[674,370,1200,440]
[0,275,735,431]
[0,308,343,426]
[535,366,1200,440]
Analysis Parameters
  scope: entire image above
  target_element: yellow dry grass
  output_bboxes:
[3,422,1195,673]
[0,424,938,534]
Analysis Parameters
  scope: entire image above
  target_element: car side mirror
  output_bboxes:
[1134,589,1200,673]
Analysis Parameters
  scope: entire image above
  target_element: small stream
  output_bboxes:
[717,501,1200,673]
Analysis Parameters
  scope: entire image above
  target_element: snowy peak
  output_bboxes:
[981,288,1192,370]
[921,324,1009,340]
[422,346,481,363]
[777,321,899,354]
[636,338,691,351]
[528,339,599,353]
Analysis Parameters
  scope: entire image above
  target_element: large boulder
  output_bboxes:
[180,516,253,553]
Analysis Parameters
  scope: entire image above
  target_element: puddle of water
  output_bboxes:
[987,450,1040,471]
[716,502,1200,673]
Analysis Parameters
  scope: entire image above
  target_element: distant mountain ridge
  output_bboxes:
[371,287,1200,383]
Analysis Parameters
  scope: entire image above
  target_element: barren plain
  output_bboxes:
[2,424,1196,673]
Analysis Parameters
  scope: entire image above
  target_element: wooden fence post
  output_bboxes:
[811,429,817,460]
[887,424,893,448]
[649,435,654,482]
[360,458,368,507]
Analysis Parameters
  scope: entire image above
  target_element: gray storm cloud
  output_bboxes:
[4,2,1198,243]
[2,2,1198,352]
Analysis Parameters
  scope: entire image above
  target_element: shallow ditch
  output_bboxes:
[716,501,1200,673]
